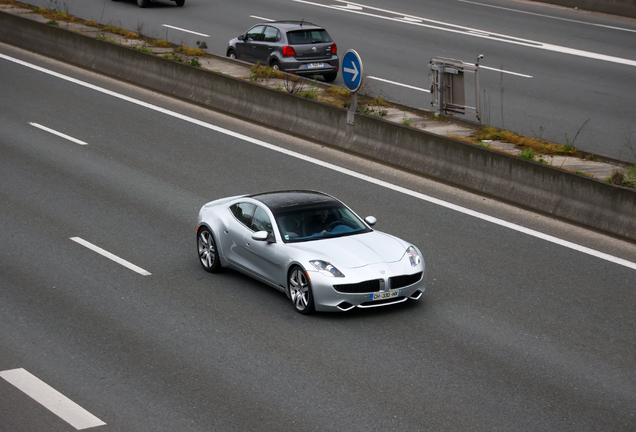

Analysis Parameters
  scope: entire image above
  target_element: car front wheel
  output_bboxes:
[137,0,148,7]
[175,0,185,5]
[198,227,221,273]
[288,266,314,314]
[227,49,237,59]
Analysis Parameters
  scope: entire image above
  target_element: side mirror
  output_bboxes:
[238,34,245,41]
[365,216,377,227]
[252,231,275,243]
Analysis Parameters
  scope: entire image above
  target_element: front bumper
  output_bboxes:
[309,261,426,312]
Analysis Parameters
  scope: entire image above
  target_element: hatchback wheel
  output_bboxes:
[175,0,185,5]
[271,60,281,71]
[323,72,337,83]
[137,0,148,7]
[288,266,314,314]
[227,49,237,59]
[198,227,221,273]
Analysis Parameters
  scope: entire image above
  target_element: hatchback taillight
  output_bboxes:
[330,43,337,54]
[282,46,296,57]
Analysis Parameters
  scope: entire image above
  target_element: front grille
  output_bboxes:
[390,272,423,289]
[334,279,381,294]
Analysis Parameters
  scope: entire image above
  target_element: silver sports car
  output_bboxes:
[196,190,426,313]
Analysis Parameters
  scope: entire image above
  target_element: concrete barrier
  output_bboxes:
[1,11,635,241]
[536,0,636,18]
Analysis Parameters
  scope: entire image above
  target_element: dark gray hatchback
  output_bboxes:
[227,21,339,82]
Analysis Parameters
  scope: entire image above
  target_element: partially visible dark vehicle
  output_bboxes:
[227,21,339,82]
[112,0,185,8]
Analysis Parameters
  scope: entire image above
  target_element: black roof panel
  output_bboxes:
[249,190,340,213]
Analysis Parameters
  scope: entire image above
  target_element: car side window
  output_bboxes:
[230,203,256,227]
[246,25,265,42]
[262,26,279,43]
[251,206,273,233]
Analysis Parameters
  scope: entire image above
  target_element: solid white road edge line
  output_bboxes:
[2,53,635,272]
[294,0,636,68]
[0,368,106,430]
[457,0,636,34]
[367,76,431,92]
[70,237,151,276]
[162,24,209,38]
[29,122,88,145]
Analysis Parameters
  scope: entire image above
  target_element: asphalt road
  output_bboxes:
[12,0,636,161]
[2,42,636,431]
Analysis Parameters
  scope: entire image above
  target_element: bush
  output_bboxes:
[325,87,351,98]
[520,148,535,160]
[175,46,205,56]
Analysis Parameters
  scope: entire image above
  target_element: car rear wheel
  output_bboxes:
[198,227,221,273]
[137,0,148,7]
[175,0,185,6]
[227,49,237,59]
[323,72,337,82]
[271,60,281,71]
[288,266,314,314]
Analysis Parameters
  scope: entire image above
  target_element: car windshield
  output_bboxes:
[275,204,370,243]
[287,29,332,44]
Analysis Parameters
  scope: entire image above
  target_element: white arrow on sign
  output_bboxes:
[344,61,359,81]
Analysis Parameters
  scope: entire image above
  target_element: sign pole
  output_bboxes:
[342,49,363,126]
[348,92,357,125]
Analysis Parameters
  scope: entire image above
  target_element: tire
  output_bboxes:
[270,60,281,71]
[175,0,185,6]
[197,227,221,273]
[288,266,314,314]
[227,49,237,60]
[137,0,148,8]
[323,72,337,83]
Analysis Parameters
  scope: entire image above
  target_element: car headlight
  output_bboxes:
[309,260,345,278]
[407,246,421,267]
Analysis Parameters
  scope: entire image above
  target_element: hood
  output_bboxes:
[289,231,408,269]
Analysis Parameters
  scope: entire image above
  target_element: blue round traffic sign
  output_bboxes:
[342,50,363,93]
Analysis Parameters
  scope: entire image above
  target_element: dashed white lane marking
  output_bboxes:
[336,3,363,10]
[70,237,151,276]
[249,15,275,21]
[457,0,636,34]
[30,122,88,145]
[2,53,635,272]
[367,76,430,92]
[294,0,636,68]
[0,368,106,430]
[162,24,209,37]
[479,66,533,78]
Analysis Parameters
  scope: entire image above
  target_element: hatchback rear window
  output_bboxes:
[287,30,332,44]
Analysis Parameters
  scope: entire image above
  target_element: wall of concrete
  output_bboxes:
[535,0,636,18]
[1,11,635,241]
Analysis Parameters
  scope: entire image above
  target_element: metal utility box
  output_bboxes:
[429,56,482,121]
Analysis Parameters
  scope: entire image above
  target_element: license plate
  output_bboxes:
[305,63,324,69]
[370,290,401,301]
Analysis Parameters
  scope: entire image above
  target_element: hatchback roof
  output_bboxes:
[268,20,322,29]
